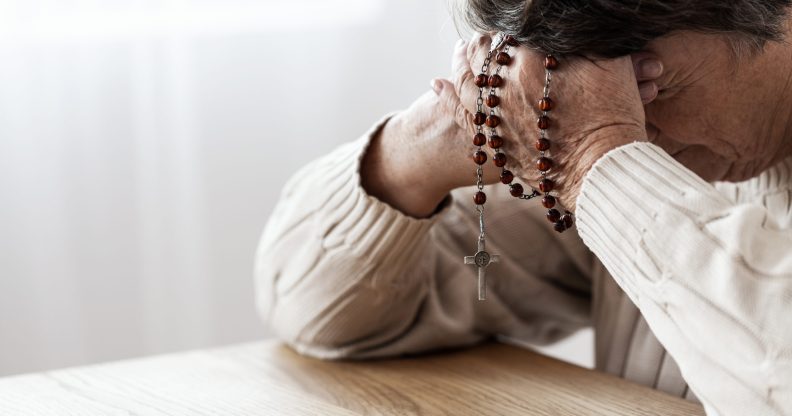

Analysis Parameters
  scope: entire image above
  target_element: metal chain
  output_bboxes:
[540,66,551,185]
[474,48,494,241]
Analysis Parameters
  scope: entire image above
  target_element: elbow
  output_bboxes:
[266,307,357,360]
[254,265,363,361]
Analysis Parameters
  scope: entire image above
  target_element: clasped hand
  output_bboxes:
[437,34,655,211]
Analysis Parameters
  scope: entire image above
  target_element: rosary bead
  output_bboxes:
[535,138,551,151]
[545,55,559,70]
[510,183,524,197]
[473,150,488,165]
[473,133,487,146]
[488,74,503,88]
[562,213,574,228]
[539,97,554,111]
[536,157,554,172]
[504,35,519,46]
[554,220,567,233]
[539,178,555,193]
[537,116,551,130]
[474,191,487,205]
[488,135,504,149]
[493,152,507,167]
[485,95,500,108]
[542,195,556,208]
[474,74,488,88]
[473,112,487,126]
[496,52,512,65]
[500,170,515,184]
[546,208,561,223]
[485,115,501,128]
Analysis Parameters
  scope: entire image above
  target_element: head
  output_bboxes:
[463,0,792,181]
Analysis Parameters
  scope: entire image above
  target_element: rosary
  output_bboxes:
[464,34,574,300]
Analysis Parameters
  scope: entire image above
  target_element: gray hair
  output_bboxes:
[461,0,792,57]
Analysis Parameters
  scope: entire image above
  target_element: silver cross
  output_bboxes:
[464,237,500,301]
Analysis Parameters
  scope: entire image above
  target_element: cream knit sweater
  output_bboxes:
[255,116,792,416]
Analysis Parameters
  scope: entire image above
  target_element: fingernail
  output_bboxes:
[456,39,467,49]
[431,79,443,94]
[640,59,663,78]
[639,82,657,102]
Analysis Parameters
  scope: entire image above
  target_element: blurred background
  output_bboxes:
[0,0,592,376]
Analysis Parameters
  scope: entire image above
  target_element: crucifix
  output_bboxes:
[465,235,500,301]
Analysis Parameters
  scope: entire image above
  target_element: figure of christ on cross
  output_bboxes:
[464,236,500,301]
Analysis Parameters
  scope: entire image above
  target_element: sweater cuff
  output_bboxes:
[574,142,728,298]
[317,113,453,263]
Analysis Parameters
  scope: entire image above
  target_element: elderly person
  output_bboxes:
[255,1,792,415]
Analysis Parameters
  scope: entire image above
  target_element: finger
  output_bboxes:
[639,81,659,104]
[646,123,660,144]
[449,39,465,74]
[465,32,492,73]
[432,78,472,133]
[451,38,477,115]
[631,52,663,81]
[452,34,490,115]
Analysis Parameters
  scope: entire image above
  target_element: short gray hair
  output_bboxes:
[462,0,792,57]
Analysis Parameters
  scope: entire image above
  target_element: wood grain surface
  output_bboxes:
[0,340,705,415]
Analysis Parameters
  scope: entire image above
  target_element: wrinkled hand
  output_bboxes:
[436,34,651,211]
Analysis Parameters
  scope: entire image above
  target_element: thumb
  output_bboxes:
[431,77,472,134]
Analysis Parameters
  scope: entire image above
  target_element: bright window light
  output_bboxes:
[0,0,385,43]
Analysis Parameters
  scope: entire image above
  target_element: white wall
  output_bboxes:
[0,0,592,376]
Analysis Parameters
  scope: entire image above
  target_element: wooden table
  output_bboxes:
[0,341,704,415]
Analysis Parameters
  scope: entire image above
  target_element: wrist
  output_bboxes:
[361,93,461,218]
[565,126,646,211]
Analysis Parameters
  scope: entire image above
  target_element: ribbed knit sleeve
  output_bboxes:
[576,142,792,416]
[255,115,594,360]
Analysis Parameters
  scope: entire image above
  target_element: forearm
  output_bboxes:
[258,87,478,357]
[255,125,445,357]
[576,142,792,415]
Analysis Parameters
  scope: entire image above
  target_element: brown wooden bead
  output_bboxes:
[485,95,500,108]
[488,135,503,149]
[472,133,487,147]
[539,178,555,193]
[473,112,486,125]
[504,35,519,46]
[545,55,559,70]
[473,150,487,165]
[485,115,501,128]
[510,183,524,197]
[500,170,515,184]
[493,152,507,167]
[539,97,554,111]
[546,208,561,223]
[474,191,487,205]
[488,74,503,88]
[535,138,551,151]
[542,195,556,208]
[537,116,551,130]
[536,157,554,172]
[474,74,488,88]
[554,220,567,233]
[562,213,574,228]
[496,52,511,65]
